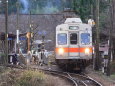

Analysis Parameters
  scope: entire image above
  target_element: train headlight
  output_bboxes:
[58,48,64,55]
[85,48,90,55]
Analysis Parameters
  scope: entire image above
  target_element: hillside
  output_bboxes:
[0,11,78,51]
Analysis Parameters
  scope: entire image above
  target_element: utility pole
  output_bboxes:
[4,0,8,64]
[107,0,114,76]
[94,0,100,70]
[16,1,20,53]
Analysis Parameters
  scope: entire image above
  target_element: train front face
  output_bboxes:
[55,22,93,68]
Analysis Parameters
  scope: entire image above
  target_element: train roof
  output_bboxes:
[56,23,92,31]
[56,18,92,31]
[64,18,82,24]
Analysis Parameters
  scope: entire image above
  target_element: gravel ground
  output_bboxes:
[45,74,72,86]
[86,66,115,86]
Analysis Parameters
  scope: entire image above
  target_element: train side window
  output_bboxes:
[70,33,77,44]
[81,33,90,44]
[58,33,67,45]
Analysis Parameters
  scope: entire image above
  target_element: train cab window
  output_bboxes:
[81,33,90,44]
[70,33,77,44]
[58,33,67,45]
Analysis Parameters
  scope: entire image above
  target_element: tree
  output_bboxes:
[0,0,17,14]
[72,0,94,21]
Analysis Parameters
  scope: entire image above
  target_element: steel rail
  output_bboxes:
[68,72,103,86]
[67,73,78,86]
[87,76,103,86]
[41,68,103,86]
[81,81,88,86]
[43,69,79,86]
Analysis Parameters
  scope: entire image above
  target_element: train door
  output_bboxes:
[69,32,79,57]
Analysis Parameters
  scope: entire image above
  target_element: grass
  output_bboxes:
[110,61,115,81]
[110,74,115,80]
[0,66,64,86]
[0,68,59,86]
[0,66,10,74]
[0,53,6,64]
[16,70,45,86]
[0,68,46,86]
[111,61,115,75]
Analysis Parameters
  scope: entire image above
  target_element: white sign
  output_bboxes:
[16,30,19,43]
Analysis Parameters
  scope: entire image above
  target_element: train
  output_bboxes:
[55,18,93,71]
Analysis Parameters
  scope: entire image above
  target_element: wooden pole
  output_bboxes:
[27,32,31,52]
[4,0,8,64]
[94,0,100,70]
[107,0,114,76]
[16,1,20,53]
[27,11,32,52]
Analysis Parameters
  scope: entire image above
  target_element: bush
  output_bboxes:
[17,70,45,86]
[111,61,115,74]
[0,53,6,64]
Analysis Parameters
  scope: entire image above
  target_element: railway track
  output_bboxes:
[6,65,103,86]
[42,69,103,86]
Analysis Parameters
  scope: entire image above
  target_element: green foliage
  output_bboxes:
[8,0,17,13]
[100,0,109,13]
[99,0,109,30]
[72,0,109,23]
[99,12,108,29]
[72,0,94,21]
[0,0,109,16]
[29,0,62,14]
[0,0,17,14]
[0,0,63,14]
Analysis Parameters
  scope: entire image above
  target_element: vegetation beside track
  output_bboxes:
[110,61,115,80]
[0,66,71,86]
[111,61,115,74]
[0,66,60,86]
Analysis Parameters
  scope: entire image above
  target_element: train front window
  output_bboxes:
[70,33,77,44]
[58,33,67,45]
[81,33,90,44]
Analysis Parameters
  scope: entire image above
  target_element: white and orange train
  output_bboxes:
[55,18,93,71]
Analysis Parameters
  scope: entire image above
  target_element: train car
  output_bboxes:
[55,18,93,71]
